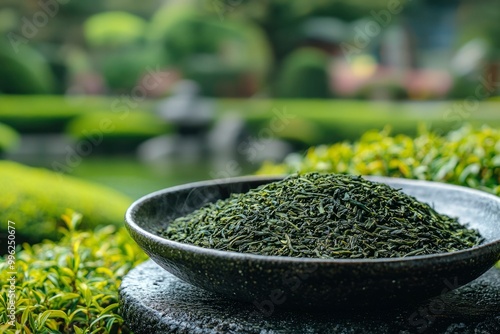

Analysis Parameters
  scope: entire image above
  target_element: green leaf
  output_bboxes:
[32,290,46,304]
[47,310,69,321]
[60,267,75,278]
[491,155,500,167]
[37,310,52,330]
[68,308,87,323]
[21,306,32,326]
[89,314,115,329]
[28,310,36,331]
[95,267,114,277]
[73,325,84,334]
[105,316,119,332]
[48,293,80,302]
[79,283,92,307]
[99,303,119,316]
[435,156,459,180]
[458,163,480,183]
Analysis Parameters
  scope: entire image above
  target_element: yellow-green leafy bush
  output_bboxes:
[0,161,131,242]
[0,122,19,154]
[257,125,500,196]
[0,212,148,333]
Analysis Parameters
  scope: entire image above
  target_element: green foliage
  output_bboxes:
[257,125,500,197]
[2,94,499,145]
[275,48,330,98]
[355,81,409,100]
[66,111,171,153]
[0,212,148,333]
[0,122,19,154]
[84,12,162,92]
[100,45,163,92]
[0,41,55,94]
[149,4,272,96]
[218,99,500,149]
[457,0,500,52]
[0,161,132,243]
[447,75,482,100]
[84,12,147,48]
[0,96,110,133]
[181,17,272,96]
[148,4,197,47]
[208,1,381,62]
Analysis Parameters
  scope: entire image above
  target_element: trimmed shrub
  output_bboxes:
[83,12,164,92]
[0,96,110,133]
[84,12,147,49]
[257,125,500,196]
[99,45,163,92]
[0,212,148,333]
[218,99,500,149]
[0,41,55,94]
[274,48,331,98]
[0,161,132,243]
[0,122,19,155]
[66,111,171,154]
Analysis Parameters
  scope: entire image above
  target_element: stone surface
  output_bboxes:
[120,260,500,334]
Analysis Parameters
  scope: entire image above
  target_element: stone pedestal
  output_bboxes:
[120,260,500,333]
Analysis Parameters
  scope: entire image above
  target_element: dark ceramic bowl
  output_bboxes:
[125,176,500,309]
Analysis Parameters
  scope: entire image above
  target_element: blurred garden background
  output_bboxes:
[1,0,500,332]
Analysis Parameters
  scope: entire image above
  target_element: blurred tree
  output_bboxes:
[83,11,162,93]
[148,3,272,96]
[201,0,386,63]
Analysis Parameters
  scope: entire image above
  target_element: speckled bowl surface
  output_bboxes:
[125,176,500,309]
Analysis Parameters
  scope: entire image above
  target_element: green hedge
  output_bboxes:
[275,48,331,98]
[0,161,132,243]
[2,95,500,145]
[218,99,500,149]
[0,212,148,333]
[0,123,19,155]
[0,96,110,133]
[99,45,163,93]
[66,111,171,154]
[257,125,500,196]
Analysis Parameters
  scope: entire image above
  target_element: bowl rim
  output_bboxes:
[125,175,500,266]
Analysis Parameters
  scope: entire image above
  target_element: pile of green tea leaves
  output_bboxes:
[161,173,483,259]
